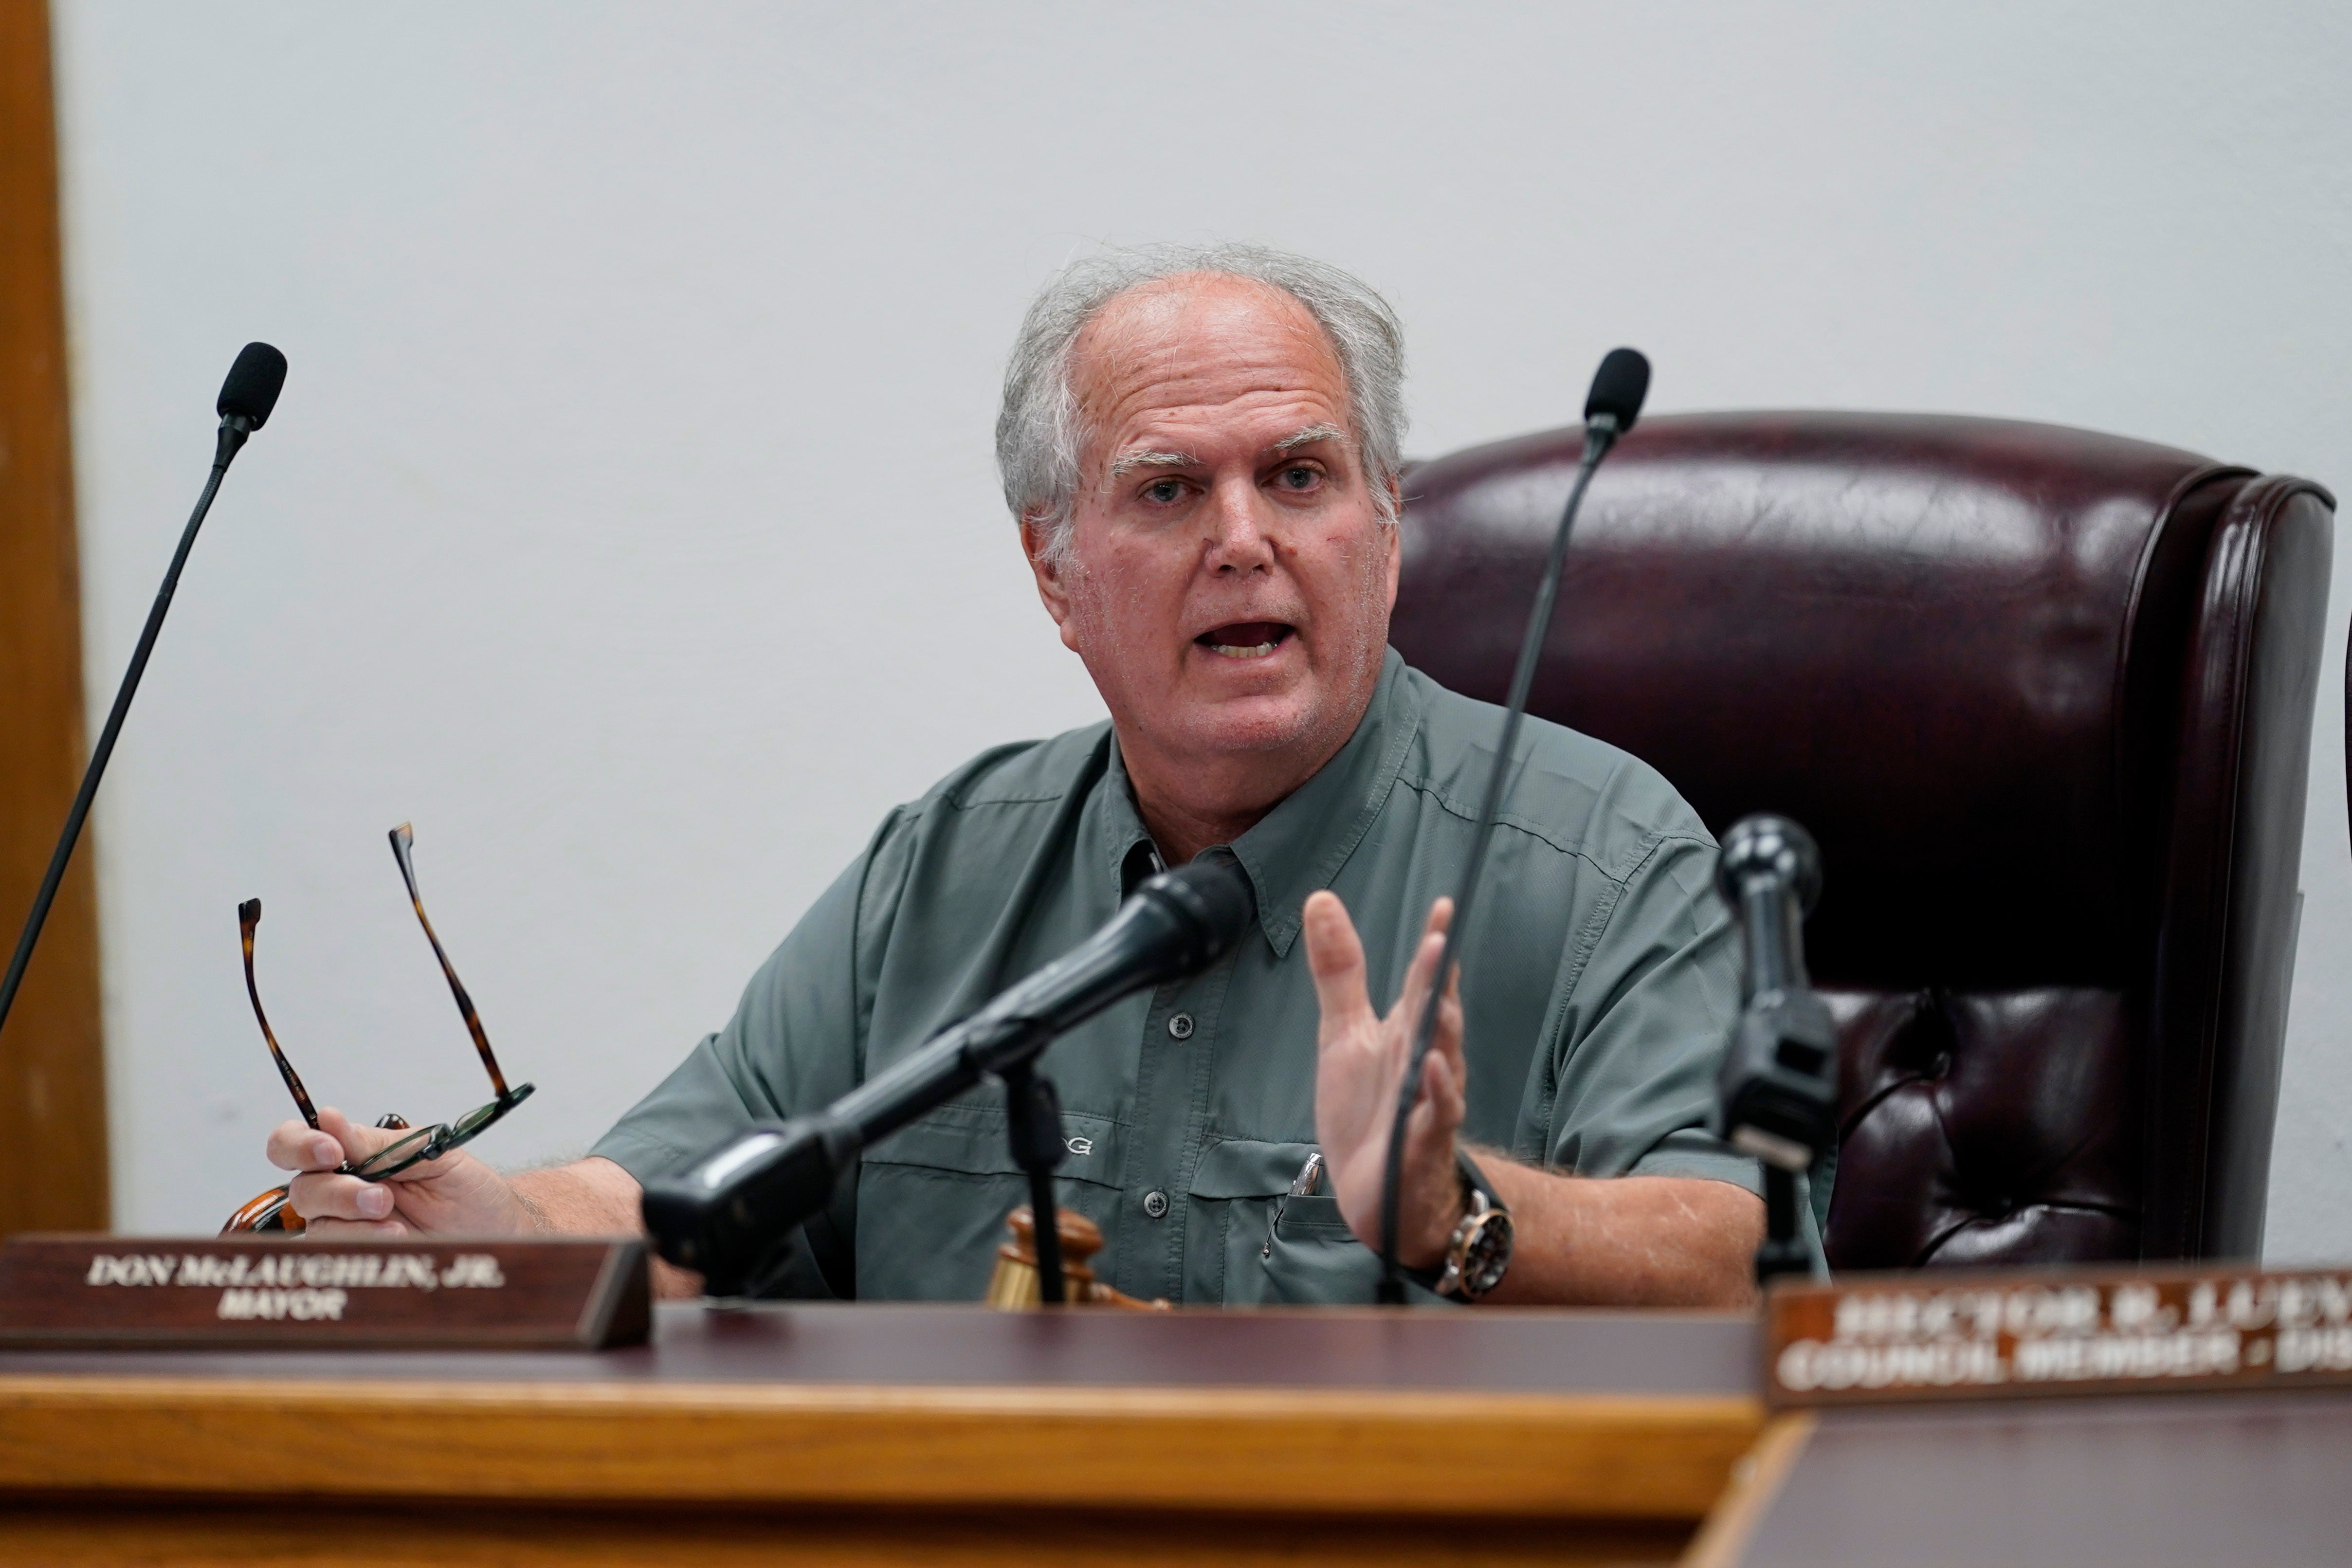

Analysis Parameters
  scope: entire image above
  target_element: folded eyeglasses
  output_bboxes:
[221,823,532,1234]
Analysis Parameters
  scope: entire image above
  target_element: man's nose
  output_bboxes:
[1203,476,1276,574]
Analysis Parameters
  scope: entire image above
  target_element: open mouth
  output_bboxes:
[1196,622,1295,660]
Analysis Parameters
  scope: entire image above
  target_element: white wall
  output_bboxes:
[48,2,2352,1249]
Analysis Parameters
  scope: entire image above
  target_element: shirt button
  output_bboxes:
[1167,1013,1195,1040]
[1143,1190,1170,1219]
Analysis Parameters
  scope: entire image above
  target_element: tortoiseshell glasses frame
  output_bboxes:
[224,823,532,1231]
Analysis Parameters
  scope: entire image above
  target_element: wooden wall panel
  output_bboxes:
[0,0,107,1233]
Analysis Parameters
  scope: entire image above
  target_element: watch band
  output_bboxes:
[1453,1147,1505,1215]
[1402,1149,1513,1299]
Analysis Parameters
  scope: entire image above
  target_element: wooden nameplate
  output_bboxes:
[1766,1261,2352,1407]
[0,1234,649,1349]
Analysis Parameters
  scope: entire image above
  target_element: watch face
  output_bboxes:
[1459,1209,1513,1297]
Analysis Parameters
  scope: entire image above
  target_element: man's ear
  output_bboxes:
[1380,475,1404,612]
[1020,515,1083,653]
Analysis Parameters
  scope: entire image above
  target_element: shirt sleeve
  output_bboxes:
[588,806,922,1296]
[1542,829,1763,1196]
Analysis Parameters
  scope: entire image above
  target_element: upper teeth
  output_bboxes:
[1208,639,1277,658]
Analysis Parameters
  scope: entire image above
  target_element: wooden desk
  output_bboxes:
[0,1301,1765,1567]
[1694,1389,2352,1566]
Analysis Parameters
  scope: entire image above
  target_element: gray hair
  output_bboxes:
[995,243,1407,561]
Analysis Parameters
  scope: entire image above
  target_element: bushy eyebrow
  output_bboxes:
[1108,448,1199,479]
[1275,422,1348,452]
[1107,423,1347,482]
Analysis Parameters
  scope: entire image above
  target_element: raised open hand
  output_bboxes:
[1303,891,1466,1268]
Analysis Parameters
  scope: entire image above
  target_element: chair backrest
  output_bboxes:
[1393,413,2333,1267]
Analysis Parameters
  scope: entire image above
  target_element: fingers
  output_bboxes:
[301,1216,412,1241]
[1401,1054,1467,1205]
[269,1106,418,1175]
[1396,1050,1470,1267]
[1422,895,1455,943]
[1303,891,1376,1043]
[288,1169,398,1224]
[1385,898,1458,1100]
[1418,1043,1467,1139]
[1399,903,1466,1149]
[1432,963,1466,1081]
[316,1105,447,1186]
[266,1117,345,1175]
[1389,898,1453,1033]
[1402,1043,1458,1151]
[316,1105,397,1164]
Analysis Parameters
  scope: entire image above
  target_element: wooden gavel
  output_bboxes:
[985,1205,1167,1310]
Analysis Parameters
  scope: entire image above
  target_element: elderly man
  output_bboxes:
[269,244,1767,1306]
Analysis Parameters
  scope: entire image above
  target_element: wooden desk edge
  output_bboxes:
[0,1374,1765,1519]
[1678,1412,1816,1568]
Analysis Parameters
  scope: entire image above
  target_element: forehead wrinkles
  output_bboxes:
[1070,277,1348,470]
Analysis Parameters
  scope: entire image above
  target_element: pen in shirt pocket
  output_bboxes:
[1263,1150,1324,1258]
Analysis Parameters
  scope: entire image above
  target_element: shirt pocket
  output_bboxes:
[855,1104,1126,1301]
[1187,1138,1379,1306]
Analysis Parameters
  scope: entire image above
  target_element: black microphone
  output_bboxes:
[1711,814,1837,1284]
[1584,346,1651,434]
[1374,348,1650,1304]
[642,856,1257,1295]
[1716,815,1823,1010]
[217,342,289,431]
[0,344,288,1042]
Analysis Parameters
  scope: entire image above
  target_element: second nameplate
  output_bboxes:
[1766,1262,2352,1407]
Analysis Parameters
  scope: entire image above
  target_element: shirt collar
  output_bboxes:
[1099,647,1421,958]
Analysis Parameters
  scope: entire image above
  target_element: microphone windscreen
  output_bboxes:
[1715,813,1823,914]
[217,343,289,429]
[1583,347,1651,432]
[1149,855,1258,957]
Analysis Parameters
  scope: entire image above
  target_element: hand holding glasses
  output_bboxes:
[222,823,533,1233]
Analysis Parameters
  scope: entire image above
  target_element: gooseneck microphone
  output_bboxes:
[643,855,1257,1297]
[1374,347,1651,1305]
[1711,814,1837,1282]
[0,343,289,1043]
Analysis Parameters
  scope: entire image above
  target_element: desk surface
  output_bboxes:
[1722,1387,2352,1568]
[0,1301,1766,1567]
[0,1296,1758,1391]
[8,1301,2352,1567]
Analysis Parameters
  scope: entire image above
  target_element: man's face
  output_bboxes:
[1026,275,1400,787]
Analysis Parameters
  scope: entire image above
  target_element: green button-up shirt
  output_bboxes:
[592,649,1761,1304]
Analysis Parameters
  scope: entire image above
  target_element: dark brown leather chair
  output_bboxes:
[1393,414,2333,1269]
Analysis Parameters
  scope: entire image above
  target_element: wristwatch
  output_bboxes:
[1407,1149,1514,1302]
